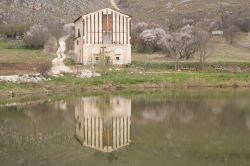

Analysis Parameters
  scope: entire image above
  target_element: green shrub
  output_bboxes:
[64,58,75,66]
[23,25,49,49]
[0,24,30,38]
[132,61,250,72]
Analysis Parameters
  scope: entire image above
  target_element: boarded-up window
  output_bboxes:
[103,32,112,44]
[103,14,113,31]
[103,14,113,44]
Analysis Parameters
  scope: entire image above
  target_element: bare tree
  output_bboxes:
[158,32,182,70]
[224,25,240,44]
[167,34,181,70]
[43,21,64,39]
[23,25,49,48]
[195,30,211,70]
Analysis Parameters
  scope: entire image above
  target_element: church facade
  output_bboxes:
[74,8,132,66]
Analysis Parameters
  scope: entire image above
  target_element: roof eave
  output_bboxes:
[73,16,83,23]
[73,8,132,23]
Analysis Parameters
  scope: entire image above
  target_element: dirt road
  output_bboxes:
[110,0,121,11]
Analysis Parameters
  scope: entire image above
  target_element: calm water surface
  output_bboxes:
[0,89,250,166]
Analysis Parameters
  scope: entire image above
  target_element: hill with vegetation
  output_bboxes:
[1,0,250,25]
[119,0,250,26]
[0,0,109,24]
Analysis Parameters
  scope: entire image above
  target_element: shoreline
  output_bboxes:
[1,82,250,98]
[1,70,250,98]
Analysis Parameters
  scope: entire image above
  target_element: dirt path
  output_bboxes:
[49,35,73,75]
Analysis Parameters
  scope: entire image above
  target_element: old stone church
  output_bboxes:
[74,8,132,65]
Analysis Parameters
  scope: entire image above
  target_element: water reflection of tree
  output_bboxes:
[131,90,250,130]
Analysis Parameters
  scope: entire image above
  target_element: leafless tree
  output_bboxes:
[195,30,211,70]
[224,25,240,44]
[23,25,49,48]
[42,21,64,39]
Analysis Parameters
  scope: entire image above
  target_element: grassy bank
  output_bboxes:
[0,39,55,75]
[131,61,250,72]
[1,37,250,96]
[1,71,250,97]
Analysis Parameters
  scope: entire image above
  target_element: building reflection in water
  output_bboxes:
[75,96,132,153]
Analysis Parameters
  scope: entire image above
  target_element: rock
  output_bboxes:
[76,70,101,79]
[0,74,48,83]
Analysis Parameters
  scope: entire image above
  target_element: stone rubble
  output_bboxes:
[76,70,101,79]
[0,73,47,83]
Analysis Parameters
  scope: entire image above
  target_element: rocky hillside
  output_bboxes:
[118,0,250,27]
[0,0,109,24]
[1,0,250,25]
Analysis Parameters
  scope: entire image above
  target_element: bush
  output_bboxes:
[23,25,49,49]
[221,7,250,32]
[0,24,30,38]
[132,61,250,72]
[37,62,52,76]
[43,21,64,39]
[138,28,167,53]
[131,22,159,51]
[64,58,75,66]
[6,40,25,49]
[223,25,240,44]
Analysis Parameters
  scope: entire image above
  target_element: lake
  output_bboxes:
[0,89,250,166]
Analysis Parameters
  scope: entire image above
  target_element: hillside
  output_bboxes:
[1,0,250,25]
[118,0,250,27]
[0,0,109,24]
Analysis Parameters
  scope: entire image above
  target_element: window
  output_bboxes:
[77,40,79,45]
[103,14,113,31]
[116,57,120,60]
[78,29,81,37]
[95,57,99,61]
[103,32,112,44]
[78,123,81,130]
[103,14,113,44]
[82,20,85,36]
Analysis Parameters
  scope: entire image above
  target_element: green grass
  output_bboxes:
[0,35,250,95]
[0,39,25,49]
[131,61,250,72]
[1,70,250,95]
[41,71,250,89]
[0,39,55,64]
[133,36,250,63]
[0,39,55,75]
[0,49,54,64]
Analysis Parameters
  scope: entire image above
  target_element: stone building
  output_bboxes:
[74,8,132,65]
[75,96,132,152]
